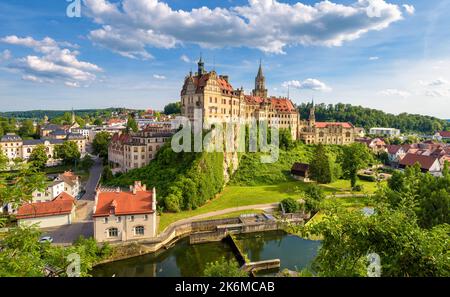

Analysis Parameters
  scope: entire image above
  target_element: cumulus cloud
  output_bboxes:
[153,74,166,80]
[0,49,12,61]
[1,35,102,86]
[402,4,415,15]
[180,55,191,63]
[82,0,406,59]
[369,56,379,60]
[282,79,332,92]
[419,78,449,87]
[379,88,411,98]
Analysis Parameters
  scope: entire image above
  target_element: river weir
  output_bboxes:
[92,230,321,277]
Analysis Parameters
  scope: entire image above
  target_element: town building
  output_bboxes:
[298,104,359,145]
[16,192,77,228]
[355,137,387,153]
[108,123,174,172]
[93,181,157,243]
[181,59,299,140]
[0,133,86,165]
[399,153,442,174]
[387,145,407,165]
[434,131,450,142]
[369,127,401,137]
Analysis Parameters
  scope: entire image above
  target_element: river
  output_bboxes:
[92,230,321,277]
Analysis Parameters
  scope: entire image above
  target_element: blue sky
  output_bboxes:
[0,0,450,118]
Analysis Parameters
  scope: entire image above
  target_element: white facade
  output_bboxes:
[32,180,65,203]
[18,213,74,228]
[369,127,401,137]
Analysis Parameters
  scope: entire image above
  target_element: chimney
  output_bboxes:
[142,184,146,191]
[116,187,120,193]
[152,187,157,211]
[132,186,137,195]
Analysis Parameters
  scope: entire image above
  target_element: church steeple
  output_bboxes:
[252,59,268,98]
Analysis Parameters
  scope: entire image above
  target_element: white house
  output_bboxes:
[16,192,77,228]
[369,127,401,137]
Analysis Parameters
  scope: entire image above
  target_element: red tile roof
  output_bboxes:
[315,122,354,128]
[387,145,403,154]
[111,132,131,144]
[16,192,76,220]
[399,153,439,170]
[93,188,154,217]
[269,97,296,113]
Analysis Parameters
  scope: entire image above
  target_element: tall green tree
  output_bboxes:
[341,143,373,188]
[163,102,181,115]
[126,115,138,133]
[28,144,48,169]
[300,204,449,277]
[309,144,333,184]
[55,141,81,165]
[18,119,35,138]
[80,155,94,172]
[92,131,111,160]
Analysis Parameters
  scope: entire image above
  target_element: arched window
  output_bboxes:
[108,228,118,238]
[134,226,145,236]
[346,132,351,138]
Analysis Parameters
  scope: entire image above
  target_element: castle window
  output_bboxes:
[108,228,118,238]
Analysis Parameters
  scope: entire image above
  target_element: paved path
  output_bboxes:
[80,156,103,201]
[41,222,93,246]
[159,193,369,234]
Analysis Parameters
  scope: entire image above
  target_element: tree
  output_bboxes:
[309,144,333,184]
[279,128,294,150]
[55,141,81,165]
[0,151,47,209]
[0,226,111,277]
[126,115,138,133]
[163,102,181,115]
[341,143,373,188]
[302,184,325,213]
[203,257,248,277]
[28,144,48,169]
[300,204,449,277]
[280,198,300,213]
[80,155,94,172]
[92,131,111,160]
[93,118,103,126]
[102,165,113,182]
[18,119,35,138]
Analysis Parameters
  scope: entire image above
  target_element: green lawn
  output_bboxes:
[194,209,265,221]
[158,179,380,232]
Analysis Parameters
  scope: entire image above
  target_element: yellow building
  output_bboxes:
[298,105,357,145]
[181,58,299,140]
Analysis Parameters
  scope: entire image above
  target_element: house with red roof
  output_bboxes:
[93,181,157,242]
[399,153,442,174]
[387,144,407,164]
[16,192,76,228]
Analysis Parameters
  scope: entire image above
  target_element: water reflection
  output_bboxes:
[92,231,321,277]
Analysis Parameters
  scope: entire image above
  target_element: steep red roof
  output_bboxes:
[387,145,403,154]
[111,133,131,144]
[399,153,439,170]
[269,98,296,113]
[315,122,354,128]
[244,95,265,105]
[93,188,154,217]
[16,192,75,219]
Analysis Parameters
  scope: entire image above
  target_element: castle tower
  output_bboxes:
[308,100,316,127]
[252,59,268,98]
[71,109,76,124]
[197,54,206,76]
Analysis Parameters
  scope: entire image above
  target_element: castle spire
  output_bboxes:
[252,59,268,98]
[197,53,205,76]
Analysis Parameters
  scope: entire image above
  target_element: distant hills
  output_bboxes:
[0,108,136,120]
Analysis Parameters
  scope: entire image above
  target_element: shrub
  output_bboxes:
[352,184,363,192]
[357,174,376,182]
[281,198,300,213]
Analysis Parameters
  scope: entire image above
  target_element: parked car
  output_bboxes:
[39,236,53,243]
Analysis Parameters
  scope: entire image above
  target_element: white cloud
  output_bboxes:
[419,78,449,87]
[1,35,102,87]
[369,56,379,60]
[0,49,12,61]
[180,55,191,63]
[83,0,406,59]
[282,78,332,92]
[379,88,411,98]
[424,89,449,98]
[153,74,166,80]
[64,81,81,88]
[402,4,415,15]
